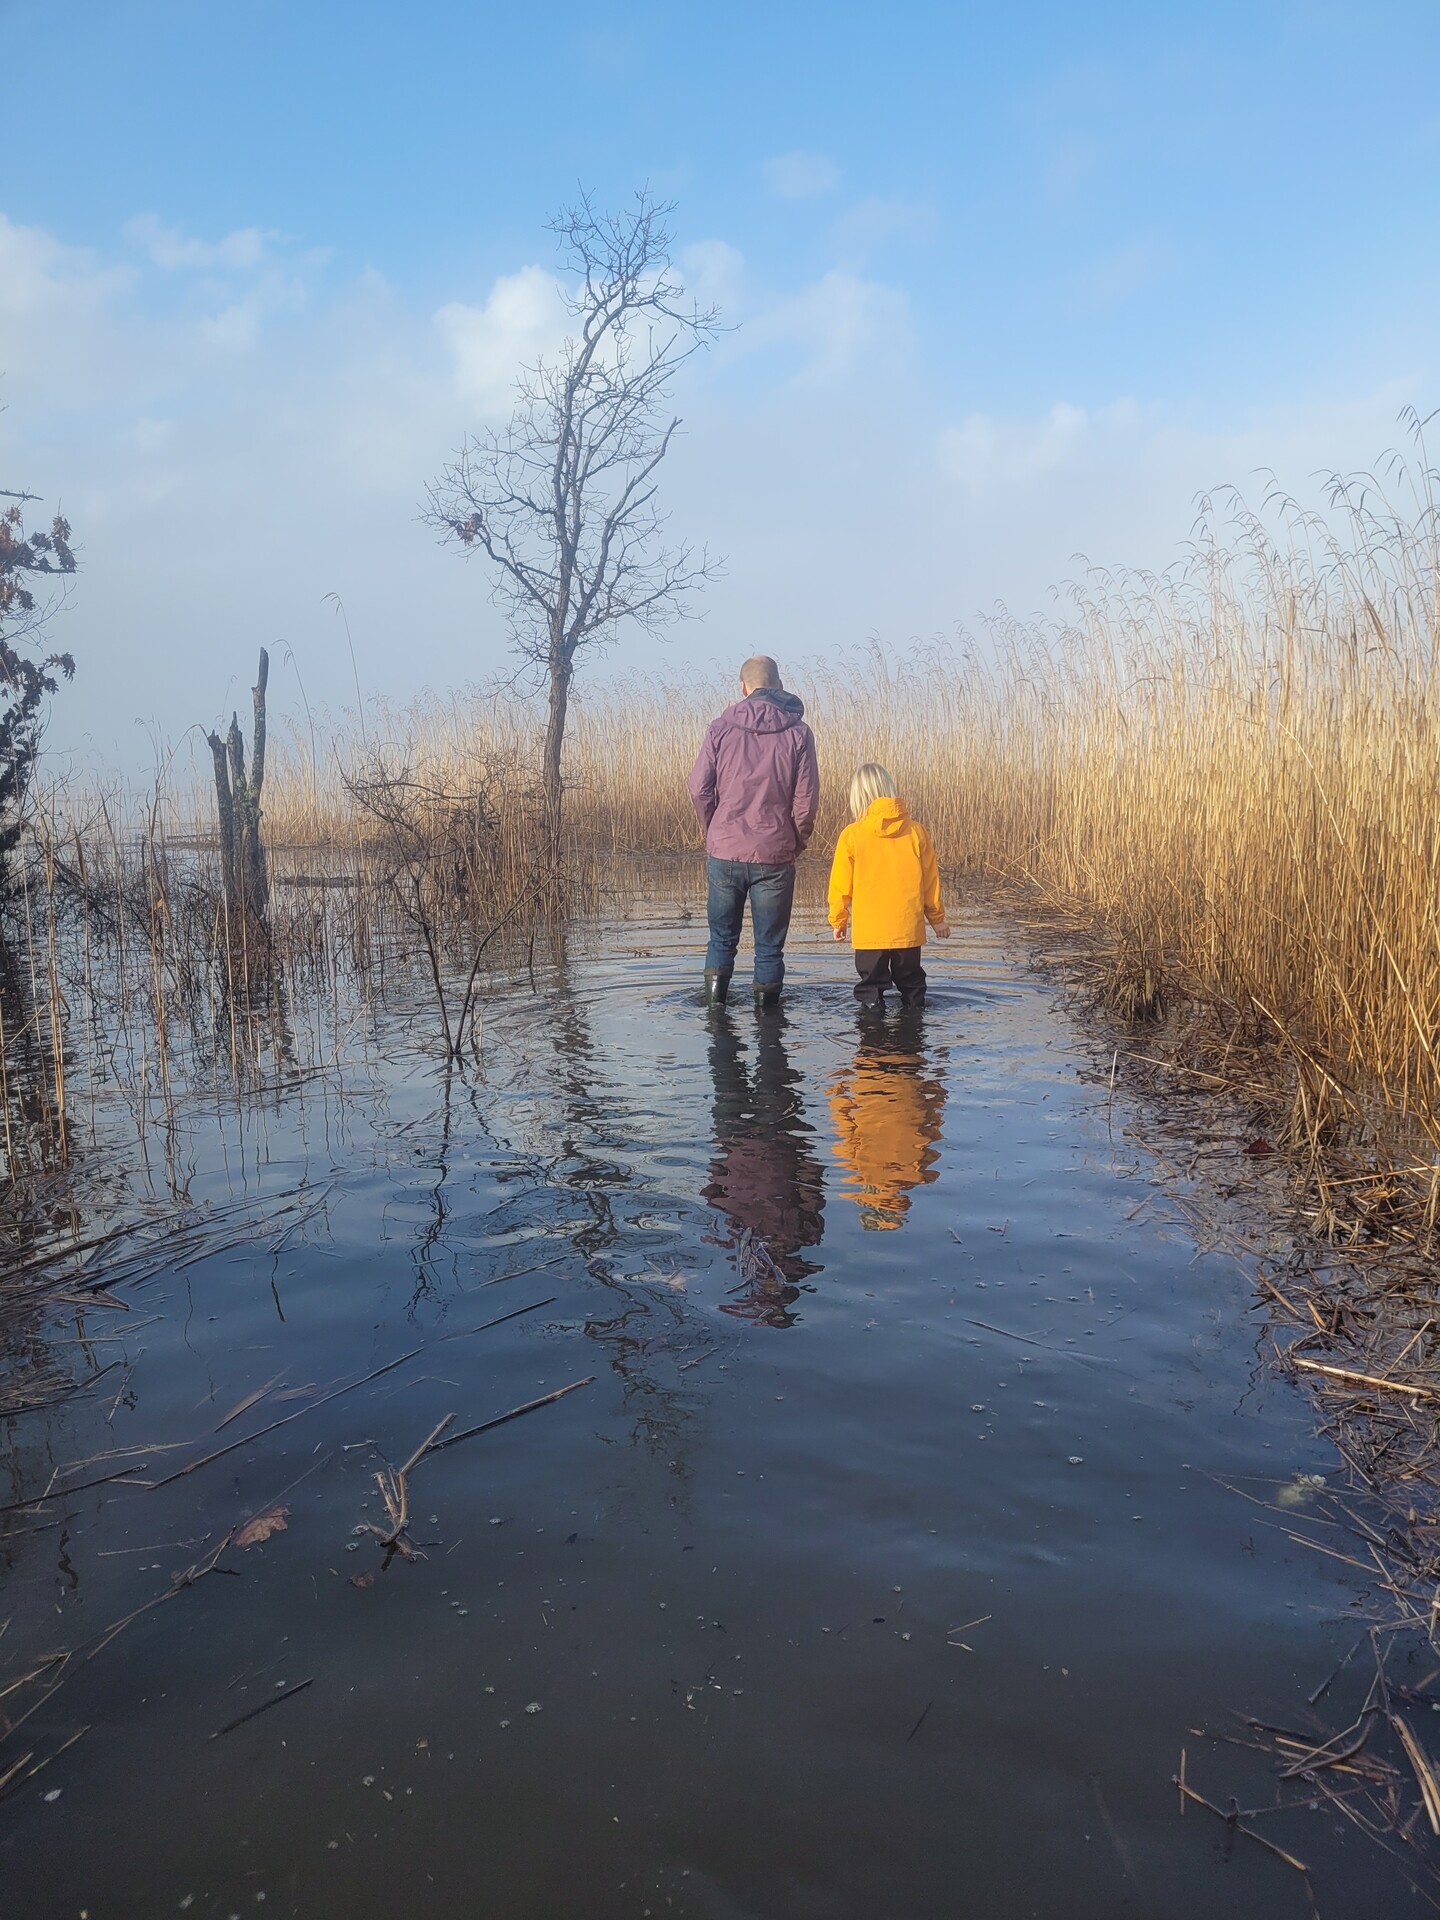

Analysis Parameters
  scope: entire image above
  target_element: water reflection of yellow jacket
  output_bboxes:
[829,1053,944,1231]
[827,797,945,949]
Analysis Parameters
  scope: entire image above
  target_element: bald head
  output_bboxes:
[740,655,782,694]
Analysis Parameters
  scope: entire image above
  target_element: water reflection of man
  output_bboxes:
[703,1008,825,1327]
[828,1011,945,1231]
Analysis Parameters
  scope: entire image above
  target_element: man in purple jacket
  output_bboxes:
[687,655,820,1007]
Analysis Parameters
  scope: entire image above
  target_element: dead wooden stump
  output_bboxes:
[206,647,270,937]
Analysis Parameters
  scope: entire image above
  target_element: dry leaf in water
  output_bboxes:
[234,1504,289,1548]
[350,1571,375,1589]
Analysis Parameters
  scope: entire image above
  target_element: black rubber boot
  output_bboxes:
[704,969,732,1006]
[753,982,783,1009]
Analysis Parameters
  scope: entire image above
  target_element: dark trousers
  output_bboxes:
[705,858,796,985]
[853,947,927,1006]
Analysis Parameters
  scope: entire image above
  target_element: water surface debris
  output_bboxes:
[208,1677,315,1741]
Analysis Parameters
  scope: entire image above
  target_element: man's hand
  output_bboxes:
[832,924,847,942]
[933,921,951,939]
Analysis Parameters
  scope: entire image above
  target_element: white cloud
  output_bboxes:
[931,387,1422,610]
[126,214,275,272]
[681,239,912,385]
[0,216,121,320]
[0,215,136,401]
[937,390,1419,507]
[743,268,913,384]
[1077,237,1171,309]
[762,151,841,200]
[940,400,1146,496]
[200,300,266,352]
[680,239,747,313]
[434,265,563,412]
[831,197,935,254]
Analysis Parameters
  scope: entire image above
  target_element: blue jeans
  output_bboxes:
[704,858,796,985]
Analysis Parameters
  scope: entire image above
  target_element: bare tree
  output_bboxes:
[425,189,721,830]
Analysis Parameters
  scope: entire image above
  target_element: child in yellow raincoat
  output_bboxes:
[827,763,949,1006]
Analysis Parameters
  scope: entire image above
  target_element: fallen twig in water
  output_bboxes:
[363,1412,456,1562]
[1,1357,123,1419]
[1288,1355,1440,1402]
[474,1256,570,1290]
[211,1369,288,1432]
[1173,1762,1316,1889]
[0,1464,157,1516]
[0,1653,67,1709]
[147,1296,554,1490]
[1276,1709,1377,1779]
[8,1724,89,1794]
[208,1676,314,1741]
[959,1316,1115,1364]
[906,1700,933,1743]
[0,1531,237,1758]
[1308,1636,1364,1707]
[431,1376,596,1453]
[1394,1716,1440,1836]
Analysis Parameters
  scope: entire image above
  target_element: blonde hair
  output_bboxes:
[740,654,782,691]
[849,762,897,820]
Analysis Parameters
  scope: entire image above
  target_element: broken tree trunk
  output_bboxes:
[206,647,270,932]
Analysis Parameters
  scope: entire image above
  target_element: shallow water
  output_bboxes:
[0,893,1412,1918]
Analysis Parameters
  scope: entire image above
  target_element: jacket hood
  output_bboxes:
[722,687,806,733]
[863,795,911,836]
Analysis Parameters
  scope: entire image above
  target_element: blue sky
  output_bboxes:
[5,0,1439,764]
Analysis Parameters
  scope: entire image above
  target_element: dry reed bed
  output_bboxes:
[14,456,1440,1241]
[221,461,1440,1239]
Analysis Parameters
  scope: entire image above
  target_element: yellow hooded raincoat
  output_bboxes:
[827,797,945,950]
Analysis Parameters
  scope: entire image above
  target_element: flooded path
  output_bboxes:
[0,890,1406,1917]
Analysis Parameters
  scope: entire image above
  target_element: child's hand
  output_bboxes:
[832,923,847,942]
[933,921,951,939]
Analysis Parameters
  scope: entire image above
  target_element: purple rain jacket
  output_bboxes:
[687,688,820,864]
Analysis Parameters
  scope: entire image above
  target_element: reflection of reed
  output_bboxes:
[0,930,88,1433]
[0,941,71,1210]
[828,1011,944,1232]
[703,1009,824,1327]
[518,932,704,1470]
